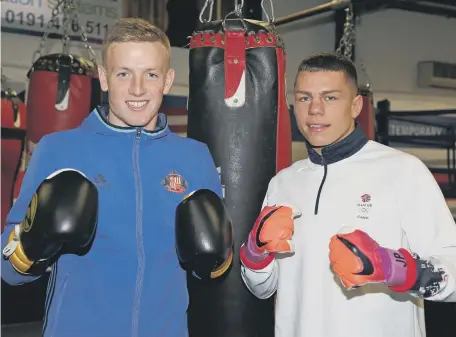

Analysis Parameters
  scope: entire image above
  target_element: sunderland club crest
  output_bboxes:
[162,170,188,193]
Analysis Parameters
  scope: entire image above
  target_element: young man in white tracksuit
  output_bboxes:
[239,52,456,337]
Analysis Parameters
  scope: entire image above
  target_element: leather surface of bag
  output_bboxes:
[186,18,291,337]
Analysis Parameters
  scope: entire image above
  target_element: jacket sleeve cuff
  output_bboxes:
[240,242,275,270]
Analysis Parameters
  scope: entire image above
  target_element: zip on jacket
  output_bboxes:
[132,127,144,337]
[305,124,369,215]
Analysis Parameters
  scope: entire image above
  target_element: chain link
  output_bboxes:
[335,7,372,89]
[62,1,71,54]
[234,0,244,17]
[32,0,65,63]
[31,0,96,64]
[199,0,215,23]
[261,0,275,23]
[336,7,355,60]
[69,0,96,61]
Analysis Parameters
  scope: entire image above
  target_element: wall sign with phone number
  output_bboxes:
[1,0,122,44]
[4,9,109,37]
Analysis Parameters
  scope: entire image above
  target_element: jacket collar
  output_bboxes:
[81,105,171,139]
[305,123,368,165]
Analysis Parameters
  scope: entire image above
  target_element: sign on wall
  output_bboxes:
[1,0,123,44]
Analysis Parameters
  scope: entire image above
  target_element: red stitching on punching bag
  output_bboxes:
[275,47,292,172]
[224,30,246,107]
[189,32,277,49]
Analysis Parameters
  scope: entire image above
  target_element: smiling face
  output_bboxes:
[293,70,363,150]
[98,41,174,130]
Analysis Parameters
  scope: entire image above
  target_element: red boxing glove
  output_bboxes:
[240,204,300,270]
[329,227,417,292]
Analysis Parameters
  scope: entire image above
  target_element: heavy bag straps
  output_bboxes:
[1,128,26,141]
[1,89,21,126]
[27,0,98,111]
[191,1,281,110]
[27,54,97,111]
[1,87,26,140]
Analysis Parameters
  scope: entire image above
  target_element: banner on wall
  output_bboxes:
[1,0,123,44]
[385,115,456,149]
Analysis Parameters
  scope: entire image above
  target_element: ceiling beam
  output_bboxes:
[354,0,456,18]
[388,0,456,18]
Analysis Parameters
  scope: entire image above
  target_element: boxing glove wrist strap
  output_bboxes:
[240,235,274,270]
[3,225,50,276]
[388,248,418,293]
[376,247,408,286]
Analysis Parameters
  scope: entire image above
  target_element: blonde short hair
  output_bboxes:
[103,17,171,65]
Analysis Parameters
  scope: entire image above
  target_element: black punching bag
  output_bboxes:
[186,16,292,337]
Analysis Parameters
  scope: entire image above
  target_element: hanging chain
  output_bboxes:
[69,0,96,61]
[199,0,215,23]
[32,0,96,64]
[61,1,71,54]
[233,0,244,17]
[336,7,355,60]
[261,0,275,23]
[32,0,65,63]
[1,72,8,86]
[335,6,371,89]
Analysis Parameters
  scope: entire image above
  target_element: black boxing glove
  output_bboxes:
[2,169,99,275]
[175,189,233,280]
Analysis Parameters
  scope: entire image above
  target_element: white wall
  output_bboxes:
[355,9,456,110]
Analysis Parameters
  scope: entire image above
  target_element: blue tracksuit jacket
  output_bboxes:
[1,106,223,337]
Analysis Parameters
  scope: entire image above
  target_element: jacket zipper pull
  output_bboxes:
[136,128,141,139]
[314,154,328,215]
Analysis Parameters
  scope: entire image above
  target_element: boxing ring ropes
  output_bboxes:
[376,100,456,201]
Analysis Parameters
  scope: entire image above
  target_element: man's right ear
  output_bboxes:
[98,65,108,92]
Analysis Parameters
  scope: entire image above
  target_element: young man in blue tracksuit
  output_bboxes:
[1,18,222,337]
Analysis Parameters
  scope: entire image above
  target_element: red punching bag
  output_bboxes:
[1,89,27,232]
[26,54,101,145]
[185,10,291,337]
[357,86,375,140]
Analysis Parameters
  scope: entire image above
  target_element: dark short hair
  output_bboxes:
[296,52,358,88]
